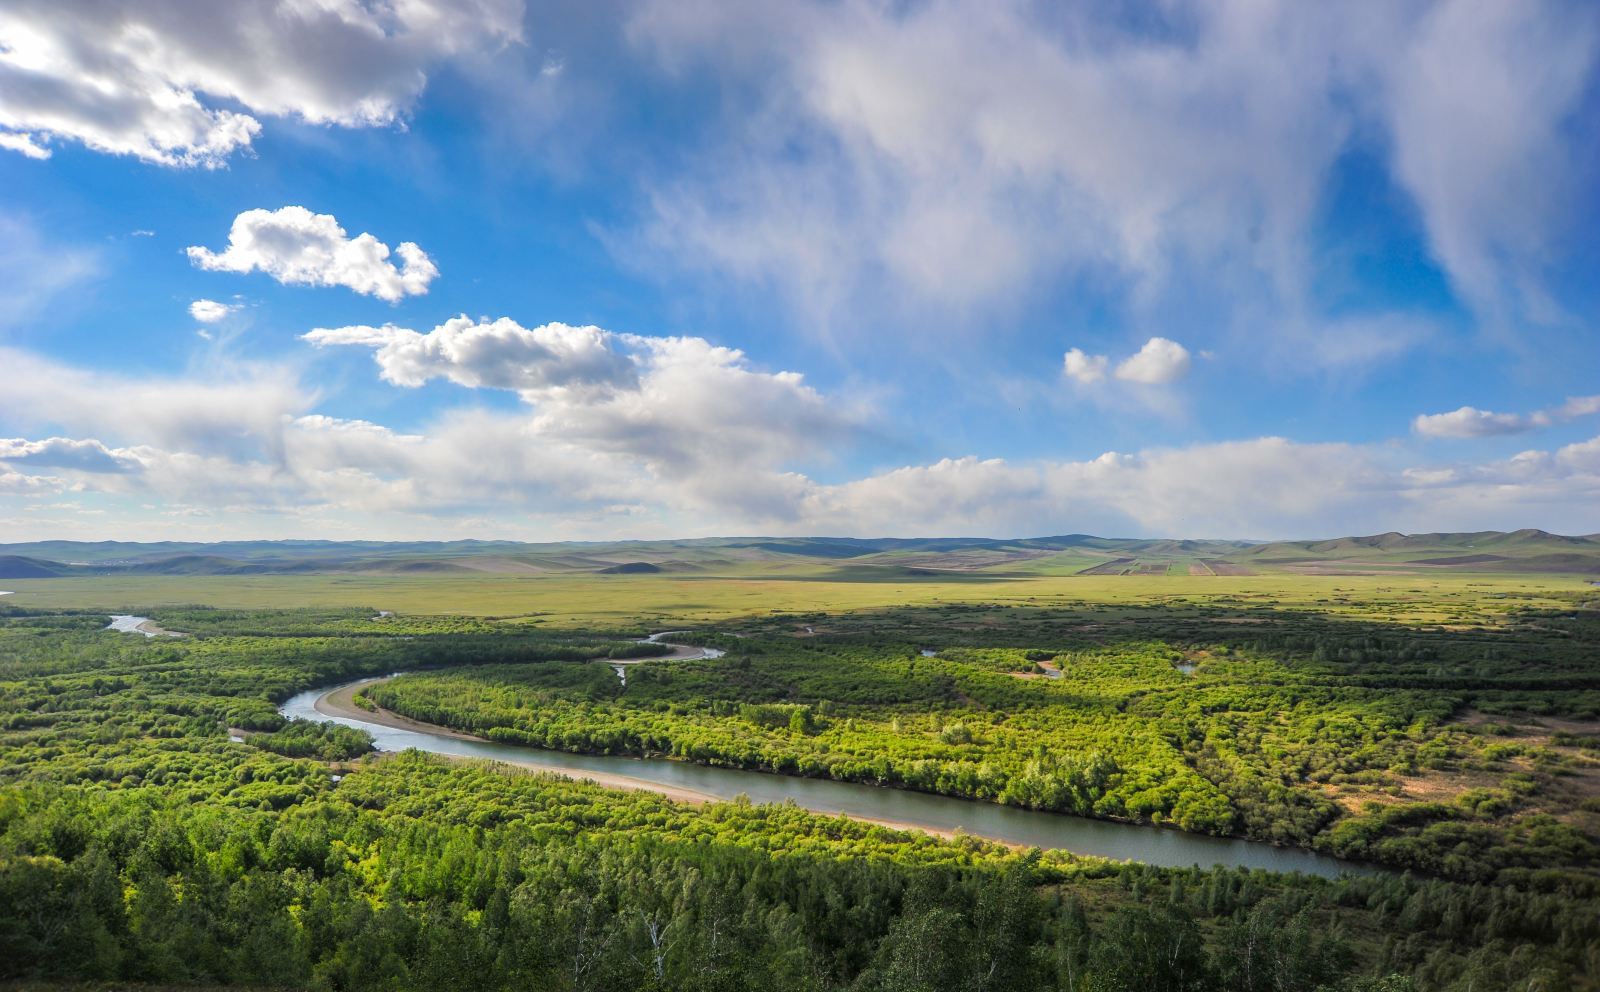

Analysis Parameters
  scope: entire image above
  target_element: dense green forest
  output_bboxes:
[2,595,1598,990]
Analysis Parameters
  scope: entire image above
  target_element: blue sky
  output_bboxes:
[1,0,1598,541]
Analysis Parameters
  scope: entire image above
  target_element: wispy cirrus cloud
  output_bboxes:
[0,214,100,331]
[620,0,1599,358]
[0,347,312,463]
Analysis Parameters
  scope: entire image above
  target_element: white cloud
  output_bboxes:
[795,434,1600,539]
[0,470,62,495]
[0,0,524,167]
[6,379,1599,539]
[621,1,1598,344]
[1383,0,1599,324]
[1414,407,1541,439]
[1114,337,1191,385]
[1557,395,1600,419]
[1063,337,1191,387]
[543,334,859,495]
[304,317,635,396]
[0,436,144,474]
[798,440,1390,538]
[627,1,1353,318]
[5,316,1598,537]
[0,131,49,159]
[1557,435,1600,474]
[1414,395,1600,439]
[305,318,867,515]
[188,298,239,323]
[0,347,311,463]
[1062,348,1107,384]
[0,328,869,527]
[188,207,438,302]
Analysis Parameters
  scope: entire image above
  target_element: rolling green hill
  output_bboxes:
[1,529,1597,579]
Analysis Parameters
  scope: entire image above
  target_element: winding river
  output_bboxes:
[278,636,1372,877]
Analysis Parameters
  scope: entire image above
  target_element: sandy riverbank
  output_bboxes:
[106,614,185,637]
[315,678,719,805]
[316,678,485,741]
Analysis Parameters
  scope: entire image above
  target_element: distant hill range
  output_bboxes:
[1,529,1598,579]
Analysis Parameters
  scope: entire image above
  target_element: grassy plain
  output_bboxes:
[3,569,1590,626]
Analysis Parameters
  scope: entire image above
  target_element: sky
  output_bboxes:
[1,0,1599,542]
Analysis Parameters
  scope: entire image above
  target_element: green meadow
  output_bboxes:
[3,569,1590,626]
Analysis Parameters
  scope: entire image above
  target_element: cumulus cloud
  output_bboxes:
[541,334,858,502]
[0,0,523,167]
[188,207,438,302]
[1062,348,1108,385]
[1414,394,1600,438]
[1114,337,1191,385]
[1555,435,1600,475]
[188,299,239,323]
[304,317,635,396]
[304,317,866,515]
[1063,337,1191,387]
